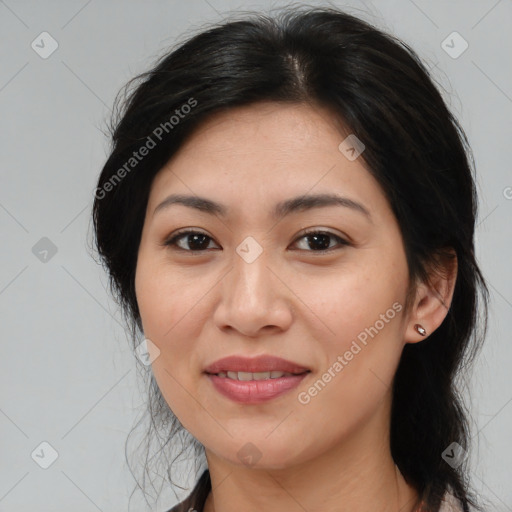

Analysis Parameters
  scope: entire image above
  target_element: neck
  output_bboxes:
[203,397,420,512]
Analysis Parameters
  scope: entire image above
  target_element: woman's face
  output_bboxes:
[135,101,414,469]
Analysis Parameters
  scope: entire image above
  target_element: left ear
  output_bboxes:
[404,249,458,344]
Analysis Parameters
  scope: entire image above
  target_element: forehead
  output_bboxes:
[147,102,390,223]
[176,101,347,156]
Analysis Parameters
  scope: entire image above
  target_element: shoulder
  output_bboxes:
[165,469,211,512]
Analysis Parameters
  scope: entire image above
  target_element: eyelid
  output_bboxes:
[290,228,350,251]
[162,228,220,250]
[163,227,350,253]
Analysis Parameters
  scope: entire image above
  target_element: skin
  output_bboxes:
[134,101,457,512]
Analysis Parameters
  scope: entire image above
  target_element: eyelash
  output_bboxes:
[163,228,350,254]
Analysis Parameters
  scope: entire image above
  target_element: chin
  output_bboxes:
[217,438,311,470]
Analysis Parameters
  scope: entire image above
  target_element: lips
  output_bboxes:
[203,355,310,375]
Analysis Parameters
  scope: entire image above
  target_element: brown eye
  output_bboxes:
[163,229,349,253]
[164,230,219,251]
[292,230,349,252]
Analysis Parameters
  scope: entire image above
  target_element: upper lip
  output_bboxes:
[204,355,310,374]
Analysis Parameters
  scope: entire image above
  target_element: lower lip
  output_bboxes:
[206,373,309,404]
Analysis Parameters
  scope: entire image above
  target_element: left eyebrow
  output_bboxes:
[152,192,372,222]
[273,193,372,222]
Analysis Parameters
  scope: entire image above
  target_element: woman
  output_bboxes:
[92,6,489,512]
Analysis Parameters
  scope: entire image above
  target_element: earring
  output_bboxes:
[414,324,427,336]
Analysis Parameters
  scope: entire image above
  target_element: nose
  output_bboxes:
[212,245,294,337]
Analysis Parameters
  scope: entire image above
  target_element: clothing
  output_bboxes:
[166,469,210,512]
[165,469,465,512]
[438,488,465,512]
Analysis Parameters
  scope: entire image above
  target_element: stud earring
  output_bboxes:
[414,324,427,336]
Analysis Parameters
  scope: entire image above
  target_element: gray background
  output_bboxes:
[1,0,511,510]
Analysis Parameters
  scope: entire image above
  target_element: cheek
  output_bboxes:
[135,260,206,429]
[292,255,407,404]
[295,259,406,347]
[135,254,208,366]
[135,253,198,338]
[291,295,405,455]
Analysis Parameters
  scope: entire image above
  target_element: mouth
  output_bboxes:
[205,371,310,404]
[203,354,311,405]
[203,355,311,404]
[207,369,309,380]
[203,354,311,376]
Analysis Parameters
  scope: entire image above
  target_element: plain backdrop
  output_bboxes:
[1,0,511,510]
